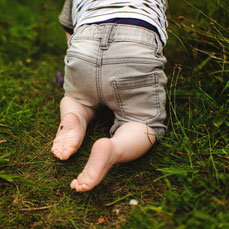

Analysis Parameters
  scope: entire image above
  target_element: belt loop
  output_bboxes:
[100,24,114,50]
[154,32,162,57]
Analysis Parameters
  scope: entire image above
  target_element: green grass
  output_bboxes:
[0,0,228,228]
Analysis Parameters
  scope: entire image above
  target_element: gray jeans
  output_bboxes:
[64,24,167,137]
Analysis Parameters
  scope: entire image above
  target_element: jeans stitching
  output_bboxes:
[102,58,164,65]
[95,41,104,105]
[110,81,127,118]
[153,72,160,118]
[110,74,160,121]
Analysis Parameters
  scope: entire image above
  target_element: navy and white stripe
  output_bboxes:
[60,0,168,45]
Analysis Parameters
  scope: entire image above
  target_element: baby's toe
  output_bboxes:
[70,179,78,190]
[51,146,56,154]
[61,149,72,160]
[54,150,62,160]
[80,183,91,192]
[51,148,58,156]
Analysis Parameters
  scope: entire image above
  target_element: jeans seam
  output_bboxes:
[95,42,105,105]
[109,39,157,49]
[102,58,164,65]
[153,72,160,119]
[110,81,127,118]
[67,52,97,64]
[110,74,160,121]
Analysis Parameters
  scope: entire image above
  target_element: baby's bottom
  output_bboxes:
[51,96,156,192]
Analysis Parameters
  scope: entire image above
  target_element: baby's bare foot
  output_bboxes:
[70,138,117,192]
[51,113,85,160]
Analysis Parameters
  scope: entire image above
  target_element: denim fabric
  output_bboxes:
[64,24,167,137]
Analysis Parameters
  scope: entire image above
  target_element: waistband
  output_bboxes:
[87,18,160,36]
[72,23,162,47]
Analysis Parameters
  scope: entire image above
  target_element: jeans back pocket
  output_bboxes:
[110,72,160,122]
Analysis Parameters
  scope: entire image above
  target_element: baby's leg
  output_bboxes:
[70,122,156,192]
[51,96,95,160]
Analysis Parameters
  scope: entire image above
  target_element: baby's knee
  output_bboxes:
[93,138,111,150]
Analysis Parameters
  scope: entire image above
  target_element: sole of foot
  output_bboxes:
[51,112,85,160]
[70,138,117,192]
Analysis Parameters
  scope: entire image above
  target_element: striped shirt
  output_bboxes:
[59,0,168,45]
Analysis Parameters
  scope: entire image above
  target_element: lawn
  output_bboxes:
[0,0,228,228]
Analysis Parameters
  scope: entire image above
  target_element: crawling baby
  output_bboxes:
[51,0,168,192]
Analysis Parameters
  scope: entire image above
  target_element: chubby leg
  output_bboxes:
[70,122,156,192]
[51,96,95,160]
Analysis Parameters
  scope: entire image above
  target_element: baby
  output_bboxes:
[51,0,168,192]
